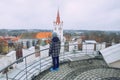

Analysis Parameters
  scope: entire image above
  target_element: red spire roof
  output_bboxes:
[56,10,60,24]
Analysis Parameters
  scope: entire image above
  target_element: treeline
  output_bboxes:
[64,30,120,43]
[83,31,120,43]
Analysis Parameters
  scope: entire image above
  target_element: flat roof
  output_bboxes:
[85,40,97,44]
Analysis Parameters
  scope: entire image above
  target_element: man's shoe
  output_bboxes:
[50,68,55,72]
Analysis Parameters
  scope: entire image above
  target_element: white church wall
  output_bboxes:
[6,51,16,64]
[6,51,16,68]
[22,47,36,64]
[60,42,64,53]
[40,45,49,58]
[96,42,106,50]
[69,42,75,52]
[82,43,94,54]
[0,56,11,70]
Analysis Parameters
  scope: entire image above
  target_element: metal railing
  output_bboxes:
[0,43,103,80]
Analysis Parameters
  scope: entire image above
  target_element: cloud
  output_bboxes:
[0,0,120,30]
[61,0,120,30]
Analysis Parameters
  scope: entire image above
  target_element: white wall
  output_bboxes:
[40,45,49,58]
[100,43,120,64]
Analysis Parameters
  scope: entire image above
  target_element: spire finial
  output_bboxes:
[56,9,60,25]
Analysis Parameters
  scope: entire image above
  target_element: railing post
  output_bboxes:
[5,70,8,80]
[25,58,28,80]
[39,53,41,72]
[94,43,96,51]
[64,41,69,52]
[100,43,102,50]
[86,43,87,54]
[63,48,65,62]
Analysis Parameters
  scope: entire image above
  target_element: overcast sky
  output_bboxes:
[0,0,120,31]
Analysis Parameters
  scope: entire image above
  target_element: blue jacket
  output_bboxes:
[49,36,61,57]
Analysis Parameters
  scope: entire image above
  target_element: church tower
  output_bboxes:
[53,9,63,41]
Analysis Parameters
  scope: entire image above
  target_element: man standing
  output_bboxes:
[49,32,61,71]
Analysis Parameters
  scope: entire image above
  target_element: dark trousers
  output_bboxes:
[52,56,59,69]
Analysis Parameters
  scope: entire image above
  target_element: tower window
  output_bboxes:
[55,27,56,30]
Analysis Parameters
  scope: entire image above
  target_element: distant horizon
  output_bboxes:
[0,28,120,32]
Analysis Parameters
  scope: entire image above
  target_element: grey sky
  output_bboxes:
[0,0,120,31]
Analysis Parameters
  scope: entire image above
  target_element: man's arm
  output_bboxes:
[49,43,52,56]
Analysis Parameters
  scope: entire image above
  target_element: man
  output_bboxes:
[49,32,61,71]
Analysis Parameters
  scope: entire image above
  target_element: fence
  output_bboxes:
[0,42,111,80]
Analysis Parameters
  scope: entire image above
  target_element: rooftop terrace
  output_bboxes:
[33,55,120,80]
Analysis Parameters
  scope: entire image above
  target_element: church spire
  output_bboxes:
[56,9,60,25]
[53,9,63,41]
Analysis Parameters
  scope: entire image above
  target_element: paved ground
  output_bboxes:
[33,56,120,80]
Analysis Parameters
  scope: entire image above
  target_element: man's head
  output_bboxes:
[52,32,57,37]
